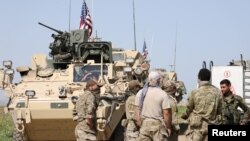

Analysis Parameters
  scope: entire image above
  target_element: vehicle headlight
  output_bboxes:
[123,67,132,72]
[134,67,143,75]
[126,58,134,63]
[5,69,14,75]
[71,96,79,103]
[25,90,36,98]
[59,86,67,98]
[3,60,12,68]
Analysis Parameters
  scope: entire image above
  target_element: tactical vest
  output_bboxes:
[75,91,96,121]
[222,95,241,125]
[125,95,136,120]
[168,94,180,131]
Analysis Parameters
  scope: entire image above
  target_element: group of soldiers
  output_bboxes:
[181,68,250,141]
[74,68,250,141]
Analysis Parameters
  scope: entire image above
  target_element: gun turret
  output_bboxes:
[38,22,64,35]
[38,22,89,65]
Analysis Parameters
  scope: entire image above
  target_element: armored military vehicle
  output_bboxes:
[0,23,149,141]
[112,48,149,82]
[152,68,187,102]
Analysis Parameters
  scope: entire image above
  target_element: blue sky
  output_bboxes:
[0,0,250,97]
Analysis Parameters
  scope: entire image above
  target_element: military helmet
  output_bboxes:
[86,79,103,88]
[128,80,142,89]
[162,80,176,92]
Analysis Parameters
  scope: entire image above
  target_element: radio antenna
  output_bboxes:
[133,0,137,51]
[173,22,178,71]
[68,0,72,32]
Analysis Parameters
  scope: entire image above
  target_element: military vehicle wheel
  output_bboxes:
[13,129,28,141]
[109,121,124,141]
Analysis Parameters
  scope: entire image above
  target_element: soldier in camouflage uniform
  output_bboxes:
[135,71,172,141]
[181,68,222,141]
[220,79,250,125]
[123,80,142,141]
[162,80,179,141]
[75,79,102,141]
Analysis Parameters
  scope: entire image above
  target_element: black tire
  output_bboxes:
[109,121,125,141]
[13,129,28,141]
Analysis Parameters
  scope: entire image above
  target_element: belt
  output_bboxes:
[142,118,161,126]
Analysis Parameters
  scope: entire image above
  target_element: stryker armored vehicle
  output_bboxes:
[0,23,149,141]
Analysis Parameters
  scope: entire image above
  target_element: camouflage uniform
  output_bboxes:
[123,80,141,141]
[167,94,179,141]
[75,90,97,141]
[222,93,250,125]
[124,94,139,141]
[162,80,179,141]
[183,81,222,141]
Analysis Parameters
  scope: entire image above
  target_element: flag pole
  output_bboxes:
[91,0,94,39]
[133,0,137,51]
[149,34,154,62]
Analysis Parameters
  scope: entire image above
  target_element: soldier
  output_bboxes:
[162,80,179,141]
[181,68,222,141]
[75,79,102,141]
[135,71,172,141]
[123,80,142,141]
[220,79,250,125]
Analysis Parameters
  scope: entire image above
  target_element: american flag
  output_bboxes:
[142,41,148,59]
[79,0,92,37]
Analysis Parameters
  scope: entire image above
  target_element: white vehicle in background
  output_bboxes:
[210,55,250,108]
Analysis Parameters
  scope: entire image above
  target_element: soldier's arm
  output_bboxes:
[135,106,142,127]
[216,93,224,124]
[217,94,223,115]
[134,90,142,127]
[216,94,223,124]
[162,93,172,134]
[237,96,250,124]
[182,91,195,119]
[163,108,172,129]
[85,93,96,128]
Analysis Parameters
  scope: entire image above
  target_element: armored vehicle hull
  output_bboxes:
[0,24,149,140]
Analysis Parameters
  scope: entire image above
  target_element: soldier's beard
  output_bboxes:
[223,90,231,97]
